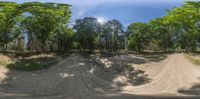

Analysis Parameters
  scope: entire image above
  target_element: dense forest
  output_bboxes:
[0,1,200,53]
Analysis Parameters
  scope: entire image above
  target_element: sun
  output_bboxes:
[97,17,106,24]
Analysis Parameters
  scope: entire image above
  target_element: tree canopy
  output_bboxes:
[127,1,200,52]
[0,1,200,53]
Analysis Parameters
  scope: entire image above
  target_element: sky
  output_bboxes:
[2,0,199,26]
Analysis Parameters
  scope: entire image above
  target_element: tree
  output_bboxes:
[1,1,200,53]
[127,22,150,52]
[53,27,75,51]
[149,17,174,52]
[101,20,124,52]
[21,2,71,52]
[101,22,112,51]
[74,17,101,51]
[0,2,21,51]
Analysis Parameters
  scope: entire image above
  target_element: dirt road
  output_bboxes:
[122,54,200,95]
[0,53,200,99]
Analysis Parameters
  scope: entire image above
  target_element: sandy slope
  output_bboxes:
[0,53,200,99]
[122,54,200,95]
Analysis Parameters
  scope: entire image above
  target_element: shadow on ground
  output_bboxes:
[178,77,200,95]
[7,57,60,71]
[0,93,200,99]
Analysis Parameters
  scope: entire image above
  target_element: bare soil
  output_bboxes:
[0,53,200,99]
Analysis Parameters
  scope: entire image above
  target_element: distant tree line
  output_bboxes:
[0,1,126,53]
[0,1,200,53]
[74,18,126,52]
[127,1,200,52]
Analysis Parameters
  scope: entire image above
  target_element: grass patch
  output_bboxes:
[0,54,12,66]
[0,60,8,65]
[138,54,167,62]
[194,60,200,65]
[7,56,60,71]
[185,53,200,65]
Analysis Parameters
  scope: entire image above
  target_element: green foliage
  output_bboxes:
[53,27,76,51]
[0,60,7,65]
[74,17,101,51]
[127,22,151,52]
[185,53,200,65]
[105,20,125,51]
[0,1,72,52]
[21,2,71,52]
[127,1,200,52]
[165,1,200,51]
[73,18,125,52]
[0,2,21,49]
[0,1,200,53]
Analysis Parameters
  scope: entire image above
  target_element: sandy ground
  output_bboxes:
[122,54,200,95]
[0,53,200,99]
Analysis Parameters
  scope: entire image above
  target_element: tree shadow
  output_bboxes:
[137,54,167,62]
[0,92,200,99]
[7,56,61,71]
[178,77,200,95]
[83,53,152,86]
[178,84,200,95]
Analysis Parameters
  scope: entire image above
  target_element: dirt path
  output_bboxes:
[122,54,200,95]
[0,53,200,99]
